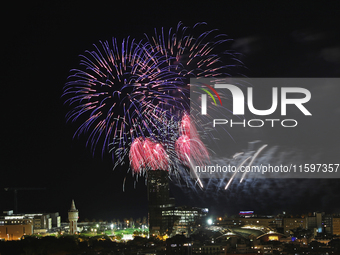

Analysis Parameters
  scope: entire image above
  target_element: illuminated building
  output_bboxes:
[333,216,340,236]
[218,215,280,231]
[68,199,79,234]
[283,218,307,235]
[306,212,335,234]
[0,211,33,240]
[162,206,208,236]
[147,170,208,236]
[0,210,61,239]
[239,217,276,229]
[256,231,285,242]
[25,213,60,233]
[193,244,225,255]
[49,212,61,228]
[24,213,52,234]
[307,212,323,233]
[322,214,333,234]
[147,170,175,235]
[216,218,242,228]
[166,234,193,255]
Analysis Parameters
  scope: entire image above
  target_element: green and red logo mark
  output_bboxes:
[200,84,222,115]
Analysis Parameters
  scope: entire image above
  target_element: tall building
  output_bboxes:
[307,212,323,233]
[283,217,307,235]
[322,214,333,234]
[49,212,61,228]
[147,170,175,235]
[68,200,79,234]
[147,170,207,236]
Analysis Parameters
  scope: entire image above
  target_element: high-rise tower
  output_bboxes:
[68,199,79,234]
[147,170,175,235]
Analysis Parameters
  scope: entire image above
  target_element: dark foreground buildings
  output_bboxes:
[147,170,175,235]
[147,170,207,236]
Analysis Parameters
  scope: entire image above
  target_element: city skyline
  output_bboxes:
[2,1,340,222]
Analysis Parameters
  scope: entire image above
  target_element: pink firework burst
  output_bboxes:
[176,114,209,167]
[129,137,146,173]
[175,135,190,164]
[151,142,169,171]
[179,114,198,138]
[129,137,169,174]
[175,134,210,167]
[143,138,169,171]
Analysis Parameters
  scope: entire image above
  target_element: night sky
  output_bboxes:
[2,1,340,222]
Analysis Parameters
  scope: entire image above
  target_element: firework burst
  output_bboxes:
[129,137,169,175]
[144,22,242,78]
[143,22,244,139]
[63,37,186,167]
[63,22,242,185]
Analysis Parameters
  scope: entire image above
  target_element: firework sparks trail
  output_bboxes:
[224,156,251,190]
[233,152,244,159]
[240,144,268,183]
[185,153,204,189]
